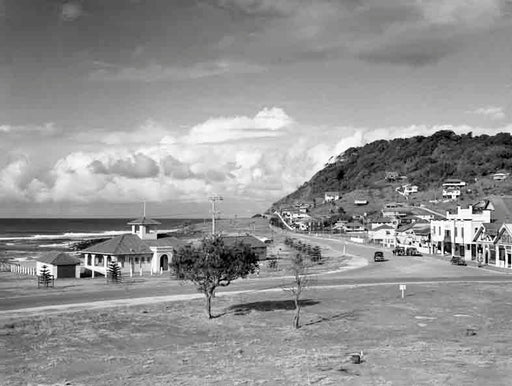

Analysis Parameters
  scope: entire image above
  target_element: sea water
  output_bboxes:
[0,218,204,255]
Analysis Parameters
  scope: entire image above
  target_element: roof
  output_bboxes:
[37,252,81,266]
[222,235,267,248]
[81,234,153,255]
[473,222,501,242]
[127,216,161,226]
[372,225,394,231]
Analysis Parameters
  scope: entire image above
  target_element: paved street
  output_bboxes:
[2,234,512,316]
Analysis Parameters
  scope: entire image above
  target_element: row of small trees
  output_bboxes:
[284,237,322,263]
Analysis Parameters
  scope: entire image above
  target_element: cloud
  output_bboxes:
[89,60,265,82]
[469,106,506,120]
[184,107,293,144]
[3,107,512,210]
[213,0,511,67]
[89,153,159,179]
[60,1,85,22]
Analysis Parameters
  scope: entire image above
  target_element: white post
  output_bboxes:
[160,267,163,275]
[130,258,133,278]
[399,284,406,299]
[91,254,95,278]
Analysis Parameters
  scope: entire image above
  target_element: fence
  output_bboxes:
[3,263,37,276]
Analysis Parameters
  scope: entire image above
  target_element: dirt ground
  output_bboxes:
[2,281,512,385]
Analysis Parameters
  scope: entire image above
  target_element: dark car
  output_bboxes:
[451,256,467,266]
[392,247,405,256]
[374,251,385,262]
[405,247,422,256]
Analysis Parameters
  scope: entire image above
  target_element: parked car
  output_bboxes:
[405,247,422,256]
[374,251,385,262]
[392,246,405,256]
[451,256,467,266]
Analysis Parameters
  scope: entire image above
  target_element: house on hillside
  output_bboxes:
[354,199,369,206]
[443,179,466,188]
[81,217,185,277]
[385,171,399,181]
[493,172,509,181]
[324,191,340,202]
[442,187,461,200]
[403,184,419,195]
[36,252,81,279]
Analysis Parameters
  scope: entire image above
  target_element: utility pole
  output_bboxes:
[208,195,223,234]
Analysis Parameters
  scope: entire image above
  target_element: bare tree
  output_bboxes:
[283,253,310,329]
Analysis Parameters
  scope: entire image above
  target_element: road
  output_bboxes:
[1,234,512,316]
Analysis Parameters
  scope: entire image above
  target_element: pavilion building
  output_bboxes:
[80,217,185,278]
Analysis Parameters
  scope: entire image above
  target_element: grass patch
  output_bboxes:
[3,282,512,385]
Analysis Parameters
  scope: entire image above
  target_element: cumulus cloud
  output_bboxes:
[89,153,159,179]
[89,60,266,82]
[469,106,506,120]
[184,107,293,144]
[3,107,511,210]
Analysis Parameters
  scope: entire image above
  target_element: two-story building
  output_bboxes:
[442,179,466,200]
[432,196,512,262]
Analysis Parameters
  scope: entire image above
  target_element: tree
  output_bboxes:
[107,261,122,284]
[283,254,310,329]
[171,235,259,319]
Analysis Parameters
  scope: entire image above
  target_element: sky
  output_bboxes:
[1,0,512,218]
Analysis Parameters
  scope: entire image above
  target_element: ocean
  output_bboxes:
[0,218,205,257]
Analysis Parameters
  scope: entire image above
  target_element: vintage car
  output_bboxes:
[405,247,422,256]
[374,251,385,262]
[392,246,405,256]
[451,256,467,266]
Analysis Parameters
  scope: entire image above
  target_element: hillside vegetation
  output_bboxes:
[272,130,512,210]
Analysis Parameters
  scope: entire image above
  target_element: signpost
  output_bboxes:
[399,284,406,299]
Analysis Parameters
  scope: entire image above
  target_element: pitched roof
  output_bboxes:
[127,217,161,226]
[81,234,153,255]
[37,252,81,266]
[371,225,394,231]
[222,234,267,248]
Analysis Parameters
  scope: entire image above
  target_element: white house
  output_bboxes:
[324,191,340,202]
[368,225,396,248]
[403,184,419,195]
[396,223,430,252]
[442,187,461,200]
[442,179,466,188]
[493,172,509,181]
